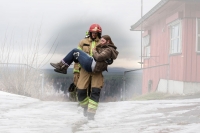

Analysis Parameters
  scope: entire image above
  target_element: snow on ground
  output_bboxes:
[1,91,200,133]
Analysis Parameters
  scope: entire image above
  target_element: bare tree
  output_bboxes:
[0,25,59,99]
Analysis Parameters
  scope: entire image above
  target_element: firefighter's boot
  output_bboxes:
[50,61,68,74]
[77,89,89,117]
[87,112,95,120]
[83,107,88,117]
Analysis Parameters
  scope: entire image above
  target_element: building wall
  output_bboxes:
[157,79,200,95]
[142,2,200,94]
[142,3,185,94]
[182,3,200,82]
[142,65,168,94]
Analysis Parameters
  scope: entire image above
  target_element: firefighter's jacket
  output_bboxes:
[92,43,119,73]
[73,37,100,73]
[76,37,103,89]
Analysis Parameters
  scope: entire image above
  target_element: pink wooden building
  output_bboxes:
[131,0,200,95]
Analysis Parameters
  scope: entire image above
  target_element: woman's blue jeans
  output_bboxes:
[62,48,93,72]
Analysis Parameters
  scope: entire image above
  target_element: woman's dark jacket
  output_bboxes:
[92,43,119,73]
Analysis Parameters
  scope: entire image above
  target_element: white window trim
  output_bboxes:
[196,18,200,53]
[144,45,151,58]
[169,19,182,54]
[143,35,151,59]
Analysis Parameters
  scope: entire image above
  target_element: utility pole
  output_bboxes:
[40,73,44,98]
[123,71,126,101]
[141,0,143,68]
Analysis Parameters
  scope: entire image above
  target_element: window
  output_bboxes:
[143,35,150,58]
[144,45,150,57]
[197,18,200,52]
[170,21,182,54]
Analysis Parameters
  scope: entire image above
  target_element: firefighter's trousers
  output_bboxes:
[77,68,103,113]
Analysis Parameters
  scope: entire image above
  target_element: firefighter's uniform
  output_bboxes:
[76,36,103,114]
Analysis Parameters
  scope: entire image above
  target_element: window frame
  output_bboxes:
[143,35,151,59]
[169,20,182,54]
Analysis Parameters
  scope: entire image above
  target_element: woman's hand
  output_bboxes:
[92,48,96,52]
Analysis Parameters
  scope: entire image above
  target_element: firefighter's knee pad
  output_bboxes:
[90,88,101,102]
[77,89,87,101]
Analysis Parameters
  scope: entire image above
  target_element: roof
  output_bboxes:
[130,0,200,31]
[130,0,169,31]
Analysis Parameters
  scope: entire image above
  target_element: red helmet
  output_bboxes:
[89,24,102,33]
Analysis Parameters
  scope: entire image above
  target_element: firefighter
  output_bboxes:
[68,31,93,102]
[50,24,119,120]
[75,24,102,120]
[51,24,101,119]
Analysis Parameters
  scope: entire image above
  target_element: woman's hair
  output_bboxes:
[102,35,114,44]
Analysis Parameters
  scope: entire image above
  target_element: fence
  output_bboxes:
[123,69,143,100]
[123,64,169,100]
[123,63,200,100]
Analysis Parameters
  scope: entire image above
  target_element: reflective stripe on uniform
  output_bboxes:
[79,96,89,107]
[88,104,98,110]
[73,69,79,73]
[90,41,96,56]
[73,61,81,70]
[77,46,82,50]
[88,99,98,110]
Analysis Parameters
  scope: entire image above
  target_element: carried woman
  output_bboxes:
[50,35,119,74]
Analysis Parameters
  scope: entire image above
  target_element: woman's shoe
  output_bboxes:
[50,61,65,69]
[50,61,68,74]
[54,68,67,74]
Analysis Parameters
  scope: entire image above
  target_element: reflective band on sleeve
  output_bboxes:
[77,46,82,50]
[73,69,79,73]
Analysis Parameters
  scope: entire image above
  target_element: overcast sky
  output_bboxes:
[0,0,161,69]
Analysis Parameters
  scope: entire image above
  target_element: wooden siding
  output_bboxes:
[142,2,200,94]
[142,65,169,94]
[182,3,200,82]
[143,18,170,94]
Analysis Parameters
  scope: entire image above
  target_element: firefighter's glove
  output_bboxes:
[68,83,76,92]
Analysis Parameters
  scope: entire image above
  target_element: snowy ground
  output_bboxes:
[1,91,200,133]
